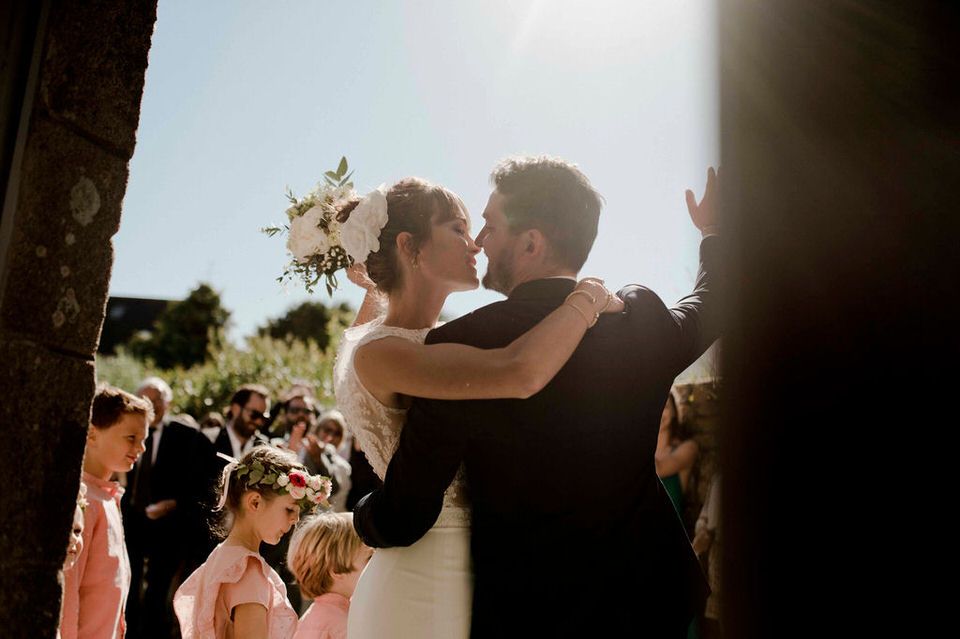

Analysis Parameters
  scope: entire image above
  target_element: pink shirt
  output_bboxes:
[61,473,131,639]
[293,593,349,639]
[174,543,298,639]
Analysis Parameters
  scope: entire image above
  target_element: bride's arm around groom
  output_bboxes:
[353,166,723,550]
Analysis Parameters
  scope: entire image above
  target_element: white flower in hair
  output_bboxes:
[287,205,331,264]
[276,473,290,487]
[288,484,307,500]
[340,184,389,264]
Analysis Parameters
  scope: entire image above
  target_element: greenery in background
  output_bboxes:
[97,328,345,418]
[128,283,230,369]
[98,291,354,419]
[258,300,353,351]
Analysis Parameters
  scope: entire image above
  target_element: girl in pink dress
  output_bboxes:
[61,384,152,639]
[173,446,332,639]
[286,512,374,639]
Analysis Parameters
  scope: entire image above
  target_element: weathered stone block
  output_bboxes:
[38,0,157,158]
[0,339,93,633]
[1,114,127,356]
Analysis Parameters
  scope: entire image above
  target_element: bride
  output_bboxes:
[331,177,620,638]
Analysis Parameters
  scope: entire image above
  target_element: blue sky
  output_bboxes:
[111,0,719,375]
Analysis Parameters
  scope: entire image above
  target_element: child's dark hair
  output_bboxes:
[211,445,306,538]
[91,383,153,429]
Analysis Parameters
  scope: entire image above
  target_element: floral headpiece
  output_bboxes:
[263,157,389,295]
[217,452,332,512]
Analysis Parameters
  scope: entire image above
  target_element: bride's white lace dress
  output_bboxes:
[333,317,472,639]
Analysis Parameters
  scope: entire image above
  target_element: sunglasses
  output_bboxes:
[287,405,312,415]
[243,407,268,422]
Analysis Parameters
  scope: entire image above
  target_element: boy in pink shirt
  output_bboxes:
[61,384,152,639]
[287,513,374,639]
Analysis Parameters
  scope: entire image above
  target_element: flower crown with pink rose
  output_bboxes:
[217,452,333,512]
[262,157,388,296]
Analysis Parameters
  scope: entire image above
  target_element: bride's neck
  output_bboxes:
[383,280,448,330]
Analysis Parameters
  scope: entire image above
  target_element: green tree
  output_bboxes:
[259,301,353,351]
[130,283,230,369]
[97,328,346,420]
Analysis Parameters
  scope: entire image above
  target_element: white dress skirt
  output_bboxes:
[334,319,473,639]
[347,527,472,638]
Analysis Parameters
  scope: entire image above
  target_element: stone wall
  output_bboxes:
[0,1,157,636]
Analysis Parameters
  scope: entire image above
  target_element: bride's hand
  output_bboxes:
[574,278,625,316]
[346,263,376,291]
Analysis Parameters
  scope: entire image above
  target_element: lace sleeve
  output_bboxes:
[333,319,430,480]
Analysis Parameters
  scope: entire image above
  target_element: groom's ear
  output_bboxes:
[520,228,546,258]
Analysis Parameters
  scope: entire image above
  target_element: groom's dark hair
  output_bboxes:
[490,155,603,271]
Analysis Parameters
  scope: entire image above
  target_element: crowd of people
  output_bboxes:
[60,377,380,639]
[59,156,723,638]
[58,378,723,639]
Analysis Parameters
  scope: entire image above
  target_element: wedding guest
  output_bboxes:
[64,483,87,571]
[58,485,87,639]
[656,390,700,536]
[272,388,318,454]
[213,384,272,461]
[261,388,319,612]
[693,475,722,639]
[61,384,151,639]
[304,410,352,512]
[287,512,373,639]
[200,411,226,443]
[173,447,330,638]
[122,377,217,638]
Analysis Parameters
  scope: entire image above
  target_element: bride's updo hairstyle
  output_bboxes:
[335,178,465,294]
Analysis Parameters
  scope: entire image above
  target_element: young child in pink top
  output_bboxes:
[64,483,87,571]
[57,485,88,639]
[287,512,374,639]
[173,446,332,639]
[61,384,152,639]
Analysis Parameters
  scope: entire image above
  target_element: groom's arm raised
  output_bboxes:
[353,393,467,548]
[665,167,724,373]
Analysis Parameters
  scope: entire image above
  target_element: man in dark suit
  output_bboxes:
[123,377,216,638]
[355,157,721,637]
[211,383,271,461]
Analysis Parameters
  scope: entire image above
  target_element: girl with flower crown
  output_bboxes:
[173,446,332,639]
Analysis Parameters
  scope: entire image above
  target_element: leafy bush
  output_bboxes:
[258,300,353,351]
[96,315,351,419]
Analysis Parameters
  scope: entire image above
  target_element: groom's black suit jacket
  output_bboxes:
[355,237,720,637]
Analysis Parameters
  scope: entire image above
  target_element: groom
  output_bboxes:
[354,156,720,637]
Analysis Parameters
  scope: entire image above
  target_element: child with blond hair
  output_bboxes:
[287,512,373,639]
